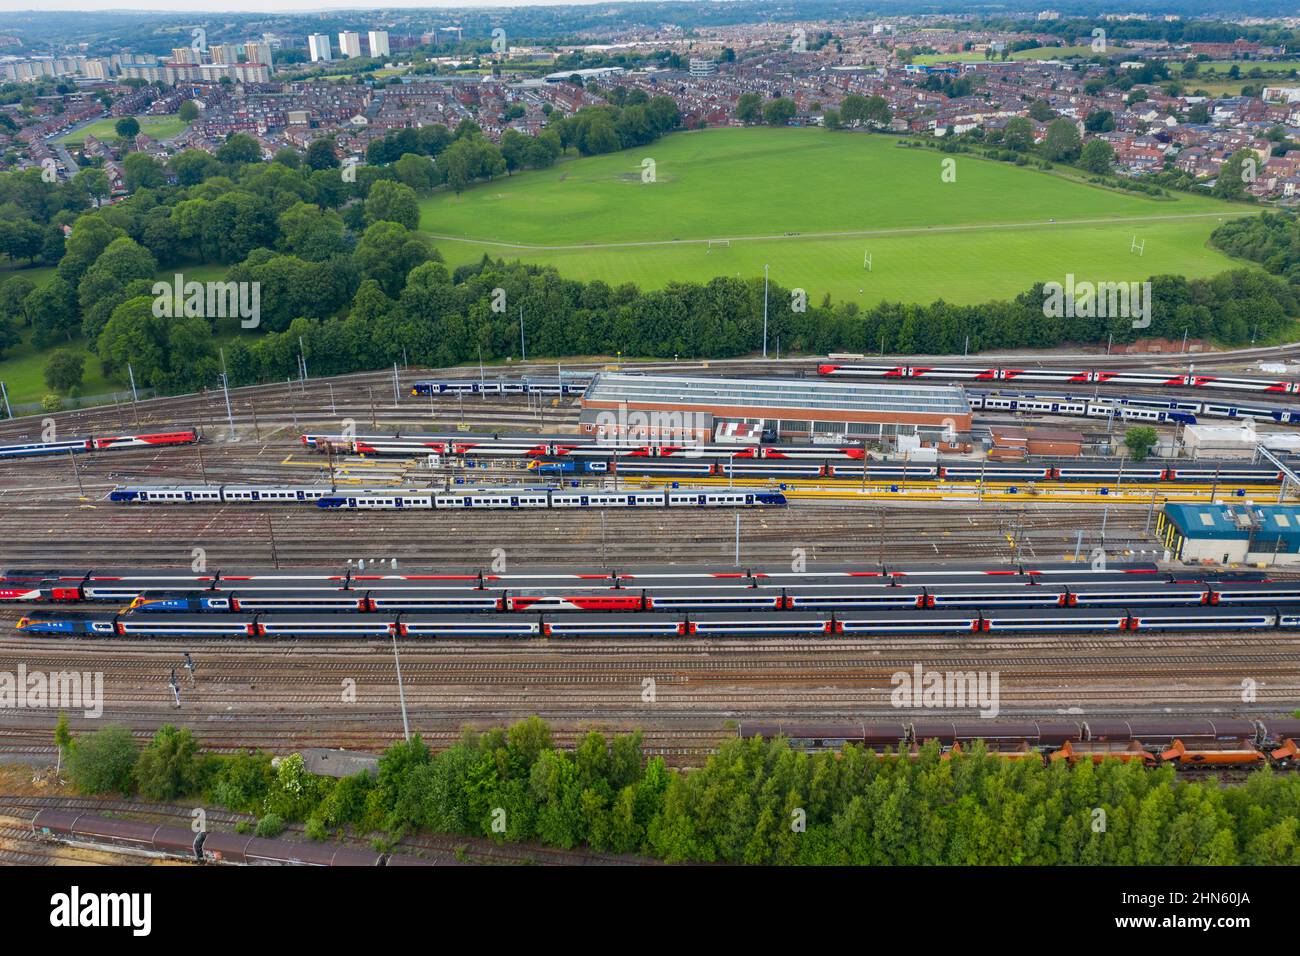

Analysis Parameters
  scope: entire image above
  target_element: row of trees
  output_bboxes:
[58,716,1300,865]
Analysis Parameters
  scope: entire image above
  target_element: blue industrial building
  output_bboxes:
[1157,503,1300,565]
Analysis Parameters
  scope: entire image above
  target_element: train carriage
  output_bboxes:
[0,438,92,459]
[1125,606,1280,631]
[253,615,394,638]
[979,608,1128,632]
[836,609,982,635]
[116,614,257,638]
[398,615,540,638]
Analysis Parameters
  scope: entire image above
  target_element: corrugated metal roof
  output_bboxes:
[1163,503,1250,540]
[1165,503,1300,544]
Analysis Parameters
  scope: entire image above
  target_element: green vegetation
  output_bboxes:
[912,45,1099,65]
[56,114,189,145]
[1124,426,1159,461]
[65,724,137,796]
[56,717,1300,865]
[421,127,1245,305]
[0,122,1289,413]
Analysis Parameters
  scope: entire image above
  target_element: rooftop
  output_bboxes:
[583,372,970,417]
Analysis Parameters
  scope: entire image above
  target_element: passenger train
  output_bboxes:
[4,562,1250,604]
[118,578,1300,614]
[968,390,1300,426]
[106,485,788,509]
[527,457,1285,483]
[410,378,590,396]
[817,362,1300,394]
[0,429,198,460]
[17,604,1300,638]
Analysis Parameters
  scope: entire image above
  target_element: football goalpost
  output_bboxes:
[706,239,731,254]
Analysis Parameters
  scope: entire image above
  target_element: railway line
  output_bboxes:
[0,632,1295,765]
[0,502,1159,566]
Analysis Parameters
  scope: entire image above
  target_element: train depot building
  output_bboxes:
[578,372,971,445]
[1157,503,1300,565]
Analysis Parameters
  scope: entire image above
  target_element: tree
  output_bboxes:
[1080,139,1116,174]
[1003,116,1034,151]
[122,152,165,192]
[1125,426,1158,461]
[823,108,841,130]
[53,713,71,776]
[1028,99,1055,122]
[67,724,136,795]
[134,725,200,800]
[863,95,892,127]
[43,350,84,393]
[114,116,140,139]
[840,94,868,126]
[306,137,340,170]
[394,152,436,190]
[763,97,796,127]
[364,180,420,230]
[736,92,762,124]
[72,167,109,206]
[216,133,261,166]
[178,99,199,122]
[1042,118,1082,163]
[1084,110,1116,133]
[1213,149,1256,200]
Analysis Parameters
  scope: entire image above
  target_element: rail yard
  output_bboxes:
[2,351,1299,873]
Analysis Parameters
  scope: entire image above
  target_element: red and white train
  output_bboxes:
[817,363,1300,394]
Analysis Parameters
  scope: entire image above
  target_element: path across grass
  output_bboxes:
[421,126,1250,304]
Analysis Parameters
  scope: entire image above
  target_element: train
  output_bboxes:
[527,456,1285,484]
[31,809,456,866]
[106,485,789,511]
[18,604,1300,638]
[301,431,869,460]
[119,578,1300,614]
[314,489,787,510]
[410,378,590,396]
[817,362,1300,394]
[0,560,1238,604]
[737,718,1300,768]
[0,429,198,460]
[969,390,1300,426]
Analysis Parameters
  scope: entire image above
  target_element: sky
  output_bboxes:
[0,0,624,10]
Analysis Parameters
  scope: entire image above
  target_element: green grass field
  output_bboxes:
[420,127,1250,305]
[912,45,1098,65]
[1199,60,1300,76]
[0,262,233,406]
[57,115,189,145]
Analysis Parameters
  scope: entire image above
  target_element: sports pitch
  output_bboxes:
[420,127,1252,305]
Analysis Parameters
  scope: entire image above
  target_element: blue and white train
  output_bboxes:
[410,379,590,397]
[968,390,1300,426]
[316,489,787,510]
[107,485,787,510]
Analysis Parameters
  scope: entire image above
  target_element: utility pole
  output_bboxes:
[197,444,208,485]
[218,350,236,442]
[392,630,411,742]
[519,304,526,362]
[393,362,400,406]
[734,511,740,566]
[762,264,769,359]
[67,449,83,497]
[0,380,10,419]
[267,513,279,568]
